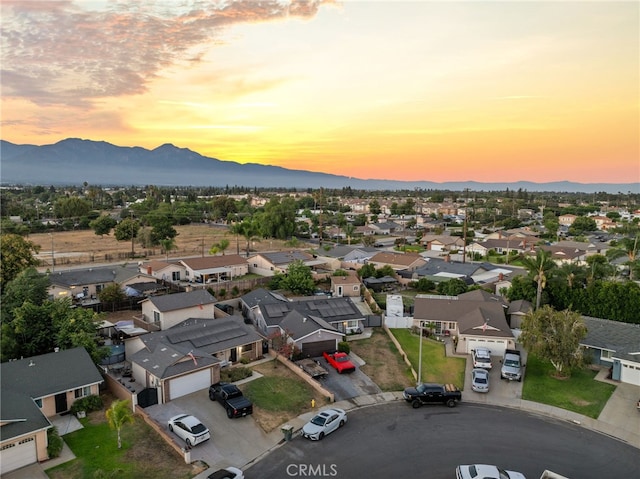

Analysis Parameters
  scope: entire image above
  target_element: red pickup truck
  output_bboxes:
[323,351,356,374]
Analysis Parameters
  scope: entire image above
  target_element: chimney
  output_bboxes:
[498,273,504,281]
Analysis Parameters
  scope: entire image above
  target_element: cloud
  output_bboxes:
[1,0,330,108]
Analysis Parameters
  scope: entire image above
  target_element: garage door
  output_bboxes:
[1,436,37,475]
[620,362,640,386]
[168,369,211,400]
[465,338,508,357]
[301,340,336,358]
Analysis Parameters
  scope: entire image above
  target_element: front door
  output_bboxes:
[230,347,237,363]
[55,392,68,413]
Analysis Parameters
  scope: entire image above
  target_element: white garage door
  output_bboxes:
[465,338,508,357]
[620,362,640,386]
[1,436,37,475]
[169,369,211,400]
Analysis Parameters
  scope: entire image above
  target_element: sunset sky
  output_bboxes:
[1,0,638,185]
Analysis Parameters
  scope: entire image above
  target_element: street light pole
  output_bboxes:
[418,320,423,384]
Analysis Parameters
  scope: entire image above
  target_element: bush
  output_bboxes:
[240,356,251,365]
[47,427,64,458]
[70,394,103,415]
[337,341,350,354]
[221,366,253,383]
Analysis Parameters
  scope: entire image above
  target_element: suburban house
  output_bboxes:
[413,296,516,356]
[559,214,577,227]
[179,255,249,284]
[276,309,344,358]
[124,316,265,402]
[139,259,185,283]
[0,347,103,475]
[330,273,362,298]
[313,244,359,271]
[47,265,156,303]
[506,299,533,329]
[248,251,326,276]
[342,246,379,266]
[581,316,640,386]
[240,289,366,338]
[466,238,532,258]
[138,290,216,330]
[367,251,427,272]
[368,221,399,235]
[420,234,465,252]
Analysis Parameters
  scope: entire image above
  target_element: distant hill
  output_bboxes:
[0,138,636,194]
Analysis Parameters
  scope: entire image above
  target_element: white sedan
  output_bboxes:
[471,368,490,393]
[456,464,526,479]
[168,414,211,447]
[207,466,244,479]
[302,408,347,440]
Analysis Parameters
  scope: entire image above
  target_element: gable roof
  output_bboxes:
[278,310,339,341]
[254,251,315,267]
[1,347,104,399]
[317,245,360,259]
[129,341,219,379]
[48,265,152,287]
[458,289,508,307]
[259,296,364,327]
[411,258,487,278]
[507,299,533,315]
[143,289,216,312]
[0,389,51,442]
[330,273,361,286]
[581,316,640,362]
[180,255,248,271]
[240,288,289,309]
[369,251,425,268]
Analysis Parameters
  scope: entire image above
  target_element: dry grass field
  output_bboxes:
[30,224,312,269]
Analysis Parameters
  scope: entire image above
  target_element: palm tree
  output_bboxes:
[209,238,230,256]
[520,249,556,310]
[606,235,639,280]
[160,238,177,261]
[106,399,134,449]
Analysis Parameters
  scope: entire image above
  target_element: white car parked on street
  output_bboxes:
[302,408,347,440]
[456,464,526,479]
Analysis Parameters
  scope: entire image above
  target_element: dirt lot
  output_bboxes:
[31,224,313,268]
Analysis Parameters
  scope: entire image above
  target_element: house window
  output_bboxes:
[96,284,103,293]
[243,343,254,351]
[153,311,160,323]
[35,398,42,408]
[353,285,359,291]
[74,386,91,398]
[600,350,613,362]
[186,270,190,277]
[448,322,456,330]
[343,320,360,334]
[172,271,181,281]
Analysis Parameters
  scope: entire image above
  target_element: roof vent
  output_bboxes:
[54,347,60,353]
[29,360,35,367]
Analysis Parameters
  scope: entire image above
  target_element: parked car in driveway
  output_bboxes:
[302,408,348,440]
[168,414,210,447]
[471,368,490,393]
[209,382,253,418]
[456,464,526,479]
[323,351,356,374]
[471,347,492,369]
[208,466,244,479]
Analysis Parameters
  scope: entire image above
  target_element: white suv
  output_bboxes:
[471,347,492,369]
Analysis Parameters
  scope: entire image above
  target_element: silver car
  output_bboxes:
[456,464,526,479]
[302,408,347,440]
[471,368,490,393]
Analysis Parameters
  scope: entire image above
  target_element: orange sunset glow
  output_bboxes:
[1,0,638,185]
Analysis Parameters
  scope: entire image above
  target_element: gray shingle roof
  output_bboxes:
[581,316,640,362]
[0,389,51,441]
[1,347,104,399]
[279,310,338,340]
[48,265,151,287]
[240,288,288,309]
[259,296,364,327]
[145,289,216,312]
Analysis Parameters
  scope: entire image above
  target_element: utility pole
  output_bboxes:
[462,189,468,264]
[418,321,423,384]
[50,233,55,273]
[130,211,135,259]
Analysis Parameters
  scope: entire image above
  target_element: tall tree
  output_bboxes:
[209,238,230,256]
[0,234,41,291]
[519,306,587,378]
[520,249,556,309]
[106,400,134,449]
[89,215,117,237]
[606,235,639,280]
[1,267,50,323]
[282,259,315,295]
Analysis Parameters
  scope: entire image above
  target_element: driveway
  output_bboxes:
[313,354,382,401]
[144,388,274,470]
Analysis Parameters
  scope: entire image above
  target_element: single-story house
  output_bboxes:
[140,260,185,283]
[125,316,265,402]
[420,234,465,252]
[413,296,515,356]
[138,290,216,330]
[248,251,327,276]
[367,251,427,272]
[48,265,156,303]
[277,310,343,358]
[330,273,362,298]
[581,316,640,386]
[506,299,533,329]
[179,255,249,284]
[0,347,104,475]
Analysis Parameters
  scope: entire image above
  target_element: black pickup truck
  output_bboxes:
[209,382,253,418]
[403,382,462,408]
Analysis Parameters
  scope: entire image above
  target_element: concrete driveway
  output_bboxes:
[463,349,526,402]
[144,388,275,470]
[313,353,382,401]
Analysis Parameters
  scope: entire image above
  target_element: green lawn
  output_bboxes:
[243,374,319,412]
[47,415,193,479]
[390,328,466,387]
[522,354,616,418]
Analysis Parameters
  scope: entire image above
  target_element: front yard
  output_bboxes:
[47,398,196,479]
[522,354,616,418]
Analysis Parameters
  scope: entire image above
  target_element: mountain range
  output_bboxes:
[0,138,636,194]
